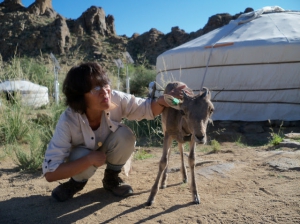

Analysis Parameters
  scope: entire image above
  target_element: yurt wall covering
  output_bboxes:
[155,7,300,121]
[0,80,49,108]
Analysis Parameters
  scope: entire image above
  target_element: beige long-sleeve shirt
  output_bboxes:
[42,90,154,175]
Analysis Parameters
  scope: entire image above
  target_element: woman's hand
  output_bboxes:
[87,151,106,167]
[168,84,193,99]
[151,83,193,116]
[45,150,106,182]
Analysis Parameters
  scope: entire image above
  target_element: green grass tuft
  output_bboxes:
[210,139,221,153]
[134,148,154,160]
[270,133,284,146]
[268,120,284,146]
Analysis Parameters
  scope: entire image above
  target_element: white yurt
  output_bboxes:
[0,80,49,108]
[155,6,300,121]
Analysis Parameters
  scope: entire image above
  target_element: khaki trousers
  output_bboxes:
[69,125,136,182]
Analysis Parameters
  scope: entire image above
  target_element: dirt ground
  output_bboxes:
[0,122,300,224]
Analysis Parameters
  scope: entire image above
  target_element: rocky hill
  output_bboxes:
[0,0,253,70]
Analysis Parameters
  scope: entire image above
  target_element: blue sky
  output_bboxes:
[2,0,299,36]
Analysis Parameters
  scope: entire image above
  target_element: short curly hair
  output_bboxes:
[62,62,111,114]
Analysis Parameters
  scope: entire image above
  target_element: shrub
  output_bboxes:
[268,120,284,146]
[0,55,57,102]
[123,116,163,147]
[13,129,45,171]
[270,133,284,146]
[0,103,30,144]
[125,64,156,97]
[210,139,221,153]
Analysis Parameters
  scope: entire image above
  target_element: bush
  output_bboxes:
[123,116,163,147]
[13,130,45,171]
[0,103,30,144]
[124,64,156,97]
[210,139,221,152]
[0,55,57,102]
[268,120,284,146]
[270,133,284,146]
[1,56,54,85]
[0,96,66,170]
[0,55,66,170]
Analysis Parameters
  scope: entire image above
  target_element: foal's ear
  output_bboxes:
[163,94,183,110]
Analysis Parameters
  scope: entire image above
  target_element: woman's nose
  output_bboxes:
[100,87,110,95]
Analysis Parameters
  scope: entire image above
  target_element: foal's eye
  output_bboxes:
[209,108,214,114]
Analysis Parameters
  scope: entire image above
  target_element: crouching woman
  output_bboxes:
[42,62,185,202]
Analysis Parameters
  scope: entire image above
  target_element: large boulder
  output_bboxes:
[74,6,106,35]
[105,14,116,36]
[27,0,53,15]
[73,6,116,36]
[127,27,200,65]
[202,7,253,34]
[43,14,71,54]
[203,13,233,34]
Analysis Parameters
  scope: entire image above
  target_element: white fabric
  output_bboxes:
[93,112,111,149]
[236,6,284,25]
[155,7,300,121]
[0,80,49,108]
[42,90,154,175]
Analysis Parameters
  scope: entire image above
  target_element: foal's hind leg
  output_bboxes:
[146,135,172,206]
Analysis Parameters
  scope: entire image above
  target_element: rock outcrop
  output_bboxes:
[127,26,204,65]
[72,6,116,36]
[44,14,71,54]
[0,2,254,68]
[202,8,253,34]
[27,0,53,16]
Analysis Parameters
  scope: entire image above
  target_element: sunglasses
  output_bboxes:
[90,85,110,95]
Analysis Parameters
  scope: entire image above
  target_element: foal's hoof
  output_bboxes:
[194,196,201,204]
[194,199,200,204]
[146,200,154,206]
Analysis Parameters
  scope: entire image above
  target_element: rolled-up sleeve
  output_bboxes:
[42,114,72,175]
[116,91,154,121]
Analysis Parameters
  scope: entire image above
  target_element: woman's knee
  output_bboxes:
[115,125,136,145]
[69,147,97,182]
[69,147,92,161]
[103,125,136,165]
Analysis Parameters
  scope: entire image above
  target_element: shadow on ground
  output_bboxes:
[0,188,122,224]
[206,120,300,147]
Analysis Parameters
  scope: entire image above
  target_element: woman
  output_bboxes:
[43,62,186,202]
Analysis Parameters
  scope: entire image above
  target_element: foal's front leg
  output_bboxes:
[178,142,188,183]
[146,135,172,206]
[160,142,172,189]
[189,141,200,204]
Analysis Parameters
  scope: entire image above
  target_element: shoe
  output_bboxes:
[51,178,87,202]
[102,169,133,197]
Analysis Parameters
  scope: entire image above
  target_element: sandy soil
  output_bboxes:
[0,123,300,224]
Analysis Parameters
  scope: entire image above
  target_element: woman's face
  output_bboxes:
[84,84,111,111]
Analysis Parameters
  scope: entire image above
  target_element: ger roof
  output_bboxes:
[157,6,300,71]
